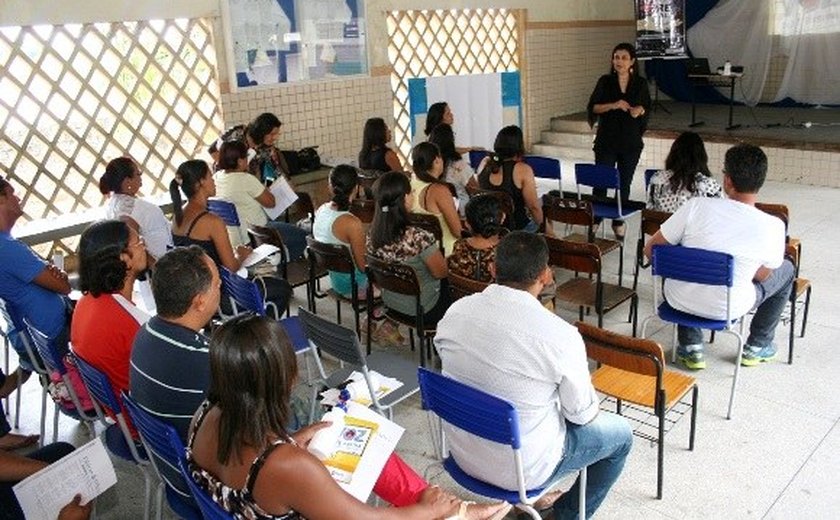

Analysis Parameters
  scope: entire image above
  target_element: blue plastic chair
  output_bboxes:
[24,320,101,441]
[468,149,489,171]
[417,368,587,520]
[72,353,155,520]
[219,267,281,320]
[524,155,562,191]
[574,163,642,231]
[0,298,30,431]
[640,245,745,419]
[206,199,241,227]
[176,446,234,520]
[122,392,201,520]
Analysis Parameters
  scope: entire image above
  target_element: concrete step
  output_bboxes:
[531,143,594,163]
[540,130,594,148]
[550,117,591,133]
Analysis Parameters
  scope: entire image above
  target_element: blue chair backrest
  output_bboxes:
[220,267,265,316]
[524,156,561,181]
[207,199,241,227]
[418,367,521,449]
[280,315,310,354]
[469,150,490,171]
[177,446,234,520]
[651,245,734,287]
[644,168,657,189]
[122,392,192,497]
[24,319,66,375]
[574,163,620,190]
[72,353,122,412]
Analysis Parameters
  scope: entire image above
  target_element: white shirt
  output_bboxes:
[106,194,173,259]
[434,284,599,490]
[213,170,269,246]
[659,197,785,320]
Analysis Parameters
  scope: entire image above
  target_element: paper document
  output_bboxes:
[242,243,282,267]
[313,401,404,501]
[264,177,299,220]
[14,438,117,520]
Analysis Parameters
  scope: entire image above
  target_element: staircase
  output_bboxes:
[531,115,595,164]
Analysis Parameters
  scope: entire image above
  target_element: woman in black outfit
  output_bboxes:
[586,42,651,239]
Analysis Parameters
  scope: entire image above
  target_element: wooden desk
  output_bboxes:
[687,72,743,130]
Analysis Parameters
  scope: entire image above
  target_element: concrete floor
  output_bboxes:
[4,177,839,519]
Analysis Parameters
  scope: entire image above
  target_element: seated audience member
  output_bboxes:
[410,142,462,255]
[0,174,72,372]
[129,246,217,441]
[417,102,479,154]
[435,232,632,519]
[71,220,151,402]
[246,112,291,184]
[476,126,543,232]
[170,160,292,315]
[0,369,38,450]
[447,195,505,283]
[100,156,173,259]
[645,143,794,369]
[358,117,402,173]
[188,314,510,520]
[428,123,475,214]
[647,131,723,213]
[1,441,92,520]
[207,124,248,170]
[312,165,370,299]
[217,139,307,261]
[366,172,450,329]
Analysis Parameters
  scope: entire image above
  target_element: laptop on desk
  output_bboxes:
[687,57,712,76]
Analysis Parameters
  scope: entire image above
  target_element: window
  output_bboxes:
[0,18,223,246]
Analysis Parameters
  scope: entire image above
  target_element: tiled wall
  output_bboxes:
[524,22,635,146]
[219,75,392,167]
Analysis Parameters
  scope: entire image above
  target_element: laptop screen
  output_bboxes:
[687,58,711,75]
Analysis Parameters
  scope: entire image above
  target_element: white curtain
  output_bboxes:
[689,0,840,105]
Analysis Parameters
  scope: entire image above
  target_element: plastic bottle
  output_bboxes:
[723,60,732,76]
[307,407,345,460]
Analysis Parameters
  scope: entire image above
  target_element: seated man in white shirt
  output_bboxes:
[644,143,794,369]
[434,231,632,519]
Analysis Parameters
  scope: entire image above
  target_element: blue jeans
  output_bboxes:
[266,221,308,262]
[678,259,796,349]
[543,412,633,519]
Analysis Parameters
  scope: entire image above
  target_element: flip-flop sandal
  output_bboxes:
[0,433,39,451]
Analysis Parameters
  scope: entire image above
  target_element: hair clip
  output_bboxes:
[381,206,389,213]
[175,176,183,185]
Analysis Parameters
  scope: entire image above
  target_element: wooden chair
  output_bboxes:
[248,223,325,312]
[408,212,445,254]
[306,237,376,337]
[364,255,434,366]
[447,272,490,301]
[545,236,638,336]
[577,322,697,499]
[349,198,375,224]
[632,209,672,291]
[756,202,811,364]
[543,194,624,285]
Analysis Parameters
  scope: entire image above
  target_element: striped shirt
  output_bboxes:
[129,316,210,442]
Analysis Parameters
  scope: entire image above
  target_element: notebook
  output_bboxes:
[687,57,711,75]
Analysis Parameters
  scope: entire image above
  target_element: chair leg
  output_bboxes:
[657,409,664,500]
[800,286,812,338]
[671,325,678,363]
[14,373,22,428]
[578,466,587,520]
[727,339,745,420]
[52,404,59,443]
[631,296,639,337]
[788,290,796,365]
[155,481,164,520]
[40,384,47,447]
[689,385,698,451]
[618,244,624,286]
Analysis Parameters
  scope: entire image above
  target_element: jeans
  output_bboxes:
[544,412,633,519]
[266,221,308,262]
[594,148,643,225]
[678,259,796,349]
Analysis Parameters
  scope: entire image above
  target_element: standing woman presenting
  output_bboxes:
[587,42,651,240]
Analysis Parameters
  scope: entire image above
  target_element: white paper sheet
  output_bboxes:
[13,438,117,520]
[264,177,299,220]
[242,243,282,267]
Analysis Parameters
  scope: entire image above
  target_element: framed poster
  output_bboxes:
[221,0,369,90]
